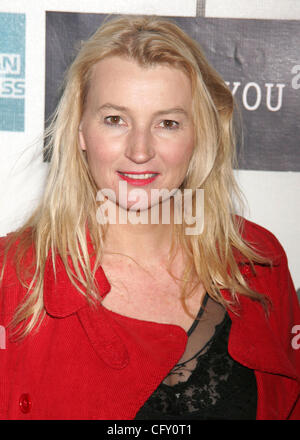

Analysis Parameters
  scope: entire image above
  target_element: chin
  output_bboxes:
[118,201,153,212]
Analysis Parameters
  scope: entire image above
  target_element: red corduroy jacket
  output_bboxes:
[0,217,299,420]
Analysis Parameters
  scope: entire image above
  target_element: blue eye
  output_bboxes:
[159,120,179,129]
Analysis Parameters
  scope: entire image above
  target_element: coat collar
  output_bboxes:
[43,233,111,318]
[42,233,187,371]
[222,260,298,378]
[222,281,298,380]
[43,236,129,369]
[42,223,266,318]
[43,255,110,317]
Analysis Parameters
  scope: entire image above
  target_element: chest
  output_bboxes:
[100,258,205,332]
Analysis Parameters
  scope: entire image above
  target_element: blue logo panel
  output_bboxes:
[0,13,25,132]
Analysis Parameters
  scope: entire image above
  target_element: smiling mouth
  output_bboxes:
[118,172,158,179]
[117,171,159,186]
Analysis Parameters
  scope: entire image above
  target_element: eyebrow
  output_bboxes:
[96,103,189,117]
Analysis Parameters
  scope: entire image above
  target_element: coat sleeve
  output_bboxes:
[261,229,300,419]
[240,218,300,419]
[277,250,300,419]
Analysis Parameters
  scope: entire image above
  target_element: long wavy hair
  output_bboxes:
[1,14,271,340]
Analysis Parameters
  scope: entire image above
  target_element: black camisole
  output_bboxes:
[135,293,257,420]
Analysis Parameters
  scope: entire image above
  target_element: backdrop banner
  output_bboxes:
[0,12,25,132]
[45,12,300,172]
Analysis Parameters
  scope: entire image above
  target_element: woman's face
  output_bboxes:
[79,56,195,212]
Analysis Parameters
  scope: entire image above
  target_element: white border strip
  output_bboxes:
[0,0,197,16]
[206,0,300,20]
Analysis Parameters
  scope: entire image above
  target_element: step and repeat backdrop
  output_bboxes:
[0,0,299,297]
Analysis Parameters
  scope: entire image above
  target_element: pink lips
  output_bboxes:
[117,171,159,186]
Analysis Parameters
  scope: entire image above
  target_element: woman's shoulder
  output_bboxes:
[233,217,299,321]
[0,229,35,327]
[235,215,286,264]
[0,228,35,285]
[0,232,19,279]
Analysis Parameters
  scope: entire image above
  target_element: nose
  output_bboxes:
[124,126,155,164]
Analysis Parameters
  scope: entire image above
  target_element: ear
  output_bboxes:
[78,123,86,151]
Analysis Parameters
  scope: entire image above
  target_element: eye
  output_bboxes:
[104,115,125,126]
[159,120,179,130]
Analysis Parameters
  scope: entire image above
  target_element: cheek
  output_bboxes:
[166,137,195,170]
[84,133,121,167]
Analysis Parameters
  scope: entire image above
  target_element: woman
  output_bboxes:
[0,15,299,420]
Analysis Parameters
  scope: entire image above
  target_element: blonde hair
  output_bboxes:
[1,14,271,340]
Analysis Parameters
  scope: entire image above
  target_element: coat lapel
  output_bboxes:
[222,264,298,380]
[43,239,111,318]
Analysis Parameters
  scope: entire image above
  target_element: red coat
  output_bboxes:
[0,217,299,420]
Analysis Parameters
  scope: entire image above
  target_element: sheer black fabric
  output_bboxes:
[135,293,257,420]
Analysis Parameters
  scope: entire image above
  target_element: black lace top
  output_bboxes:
[135,293,257,420]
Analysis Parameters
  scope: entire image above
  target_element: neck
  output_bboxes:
[101,200,177,262]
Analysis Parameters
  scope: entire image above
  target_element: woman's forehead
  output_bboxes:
[86,56,193,111]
